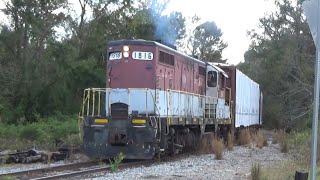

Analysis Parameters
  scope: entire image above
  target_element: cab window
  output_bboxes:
[207,71,217,87]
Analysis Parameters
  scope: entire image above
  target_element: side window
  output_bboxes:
[207,71,217,87]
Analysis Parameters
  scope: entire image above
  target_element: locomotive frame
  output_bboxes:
[79,39,262,159]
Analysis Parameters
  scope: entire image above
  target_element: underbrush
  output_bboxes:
[259,129,320,179]
[0,114,80,151]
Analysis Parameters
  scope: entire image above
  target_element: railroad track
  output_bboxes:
[0,160,99,179]
[0,160,151,180]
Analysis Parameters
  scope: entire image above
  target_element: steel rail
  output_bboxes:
[30,160,149,180]
[0,160,99,179]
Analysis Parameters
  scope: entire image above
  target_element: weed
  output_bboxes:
[212,138,224,160]
[254,130,264,149]
[277,130,288,153]
[251,162,261,180]
[227,132,234,151]
[2,176,14,180]
[197,133,215,154]
[239,128,251,146]
[263,138,268,147]
[109,152,125,172]
[272,130,278,144]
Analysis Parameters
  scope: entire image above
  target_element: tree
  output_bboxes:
[238,0,314,129]
[0,0,69,123]
[188,21,227,62]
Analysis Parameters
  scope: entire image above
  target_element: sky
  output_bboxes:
[0,0,276,65]
[164,0,276,64]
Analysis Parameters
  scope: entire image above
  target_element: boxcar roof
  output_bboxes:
[107,39,206,65]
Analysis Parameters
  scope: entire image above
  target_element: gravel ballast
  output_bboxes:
[90,142,289,180]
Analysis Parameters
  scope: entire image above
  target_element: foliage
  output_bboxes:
[238,0,314,129]
[187,20,227,62]
[109,152,125,173]
[0,115,79,150]
[2,176,14,180]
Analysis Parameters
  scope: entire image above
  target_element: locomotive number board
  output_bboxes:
[109,52,122,60]
[132,51,153,60]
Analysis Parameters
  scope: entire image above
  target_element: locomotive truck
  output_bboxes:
[79,39,263,159]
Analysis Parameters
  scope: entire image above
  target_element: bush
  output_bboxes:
[0,115,79,151]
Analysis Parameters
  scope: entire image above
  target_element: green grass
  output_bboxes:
[0,114,80,151]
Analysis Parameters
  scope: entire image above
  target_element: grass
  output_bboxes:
[260,129,320,179]
[238,128,251,146]
[253,130,265,149]
[2,176,14,180]
[251,163,262,180]
[212,138,224,160]
[227,132,234,151]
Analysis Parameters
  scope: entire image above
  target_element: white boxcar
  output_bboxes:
[235,69,261,127]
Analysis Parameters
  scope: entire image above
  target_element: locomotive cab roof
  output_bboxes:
[207,62,229,78]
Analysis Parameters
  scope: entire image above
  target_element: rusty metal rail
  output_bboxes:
[0,160,150,180]
[0,160,99,179]
[31,160,150,180]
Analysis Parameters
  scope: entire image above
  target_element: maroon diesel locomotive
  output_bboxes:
[79,39,262,159]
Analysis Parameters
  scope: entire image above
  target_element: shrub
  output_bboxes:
[0,115,79,151]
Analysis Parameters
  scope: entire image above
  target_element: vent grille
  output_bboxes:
[111,103,128,119]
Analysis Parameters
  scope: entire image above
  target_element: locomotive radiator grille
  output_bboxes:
[111,103,129,119]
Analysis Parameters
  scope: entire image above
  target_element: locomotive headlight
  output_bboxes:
[123,45,130,52]
[123,51,129,58]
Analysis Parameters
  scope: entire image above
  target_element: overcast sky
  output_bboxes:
[0,0,276,64]
[164,0,275,64]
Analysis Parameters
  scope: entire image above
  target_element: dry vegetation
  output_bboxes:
[253,130,265,149]
[227,132,234,151]
[251,163,261,180]
[212,138,224,160]
[197,133,225,160]
[251,129,320,179]
[238,128,251,146]
[272,129,288,153]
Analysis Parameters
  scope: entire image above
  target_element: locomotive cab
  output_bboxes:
[206,63,230,120]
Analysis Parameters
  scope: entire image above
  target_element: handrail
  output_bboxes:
[79,88,230,119]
